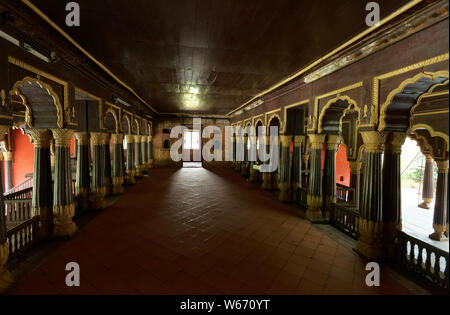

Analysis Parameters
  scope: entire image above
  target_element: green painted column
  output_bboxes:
[134,135,143,177]
[51,129,77,237]
[29,129,54,238]
[354,131,385,258]
[279,135,292,202]
[291,136,303,202]
[74,132,90,211]
[141,135,148,172]
[306,134,326,222]
[323,135,341,221]
[261,136,272,190]
[429,160,448,241]
[0,126,14,292]
[241,136,249,177]
[148,136,154,168]
[419,153,434,209]
[125,134,136,184]
[248,136,258,183]
[103,134,112,196]
[90,132,107,209]
[382,132,406,257]
[111,133,125,194]
[235,135,242,172]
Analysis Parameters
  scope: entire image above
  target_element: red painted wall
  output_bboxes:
[321,143,350,187]
[11,129,34,187]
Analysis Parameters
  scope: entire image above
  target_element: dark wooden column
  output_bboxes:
[291,136,303,202]
[141,135,149,171]
[323,135,340,220]
[111,133,125,194]
[134,135,143,177]
[354,131,385,258]
[248,136,258,182]
[241,135,249,177]
[90,132,107,209]
[429,160,448,241]
[0,126,14,292]
[103,134,112,195]
[382,132,406,257]
[349,160,361,208]
[419,153,434,209]
[148,136,154,168]
[235,135,242,172]
[74,132,90,211]
[29,129,53,238]
[51,129,77,236]
[306,134,326,222]
[261,136,272,190]
[125,134,136,184]
[2,152,13,192]
[279,135,292,202]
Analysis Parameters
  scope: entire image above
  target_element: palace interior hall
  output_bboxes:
[0,0,448,295]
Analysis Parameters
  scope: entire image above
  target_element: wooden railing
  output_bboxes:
[6,216,40,262]
[4,177,33,197]
[330,203,359,239]
[396,231,449,289]
[336,184,354,204]
[4,187,33,201]
[4,199,32,226]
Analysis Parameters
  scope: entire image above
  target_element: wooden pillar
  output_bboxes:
[50,129,77,237]
[323,135,341,220]
[349,160,361,208]
[29,129,53,238]
[0,126,13,292]
[261,136,272,190]
[418,154,434,209]
[278,135,292,202]
[134,135,143,177]
[141,136,148,172]
[241,135,249,177]
[2,152,13,192]
[291,136,303,202]
[90,132,107,210]
[103,134,112,195]
[306,134,326,222]
[429,160,448,241]
[74,132,90,211]
[382,132,406,257]
[125,134,136,184]
[248,136,258,183]
[235,135,242,172]
[111,134,125,194]
[148,136,154,168]
[354,131,385,258]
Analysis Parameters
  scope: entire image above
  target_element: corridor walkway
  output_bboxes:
[7,167,425,294]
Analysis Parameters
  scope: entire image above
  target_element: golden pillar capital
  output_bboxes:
[29,129,52,148]
[74,132,89,145]
[125,134,135,144]
[134,135,141,143]
[50,129,74,147]
[280,135,292,147]
[349,160,362,175]
[111,133,124,145]
[360,131,385,153]
[2,151,13,161]
[308,134,326,150]
[294,135,305,145]
[326,135,341,150]
[436,160,449,173]
[385,132,407,154]
[425,154,433,163]
[90,132,107,146]
[148,136,153,142]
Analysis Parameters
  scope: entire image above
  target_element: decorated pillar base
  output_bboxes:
[126,170,136,185]
[429,226,448,241]
[135,165,143,177]
[278,183,291,202]
[262,173,271,190]
[53,203,77,237]
[384,221,401,258]
[34,206,53,239]
[76,188,90,212]
[249,167,258,183]
[112,176,125,195]
[306,195,325,222]
[90,187,106,210]
[0,243,14,292]
[354,219,384,258]
[241,164,249,177]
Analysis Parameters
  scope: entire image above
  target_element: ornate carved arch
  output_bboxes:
[104,108,119,133]
[317,95,360,134]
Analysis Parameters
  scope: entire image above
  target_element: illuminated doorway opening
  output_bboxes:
[182,130,202,168]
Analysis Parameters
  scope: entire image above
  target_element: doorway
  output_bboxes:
[183,130,202,167]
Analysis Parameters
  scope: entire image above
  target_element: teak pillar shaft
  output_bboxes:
[148,136,154,168]
[241,136,249,177]
[248,136,258,183]
[354,131,385,258]
[134,135,143,177]
[278,135,292,202]
[349,161,362,208]
[382,132,406,257]
[306,134,326,222]
[419,154,434,209]
[74,132,90,211]
[29,129,53,238]
[0,126,14,292]
[141,136,149,171]
[261,136,272,190]
[2,152,13,192]
[291,136,303,202]
[429,160,449,241]
[111,133,125,195]
[90,132,107,209]
[323,135,340,220]
[51,129,77,237]
[234,136,242,172]
[103,134,112,196]
[125,134,136,184]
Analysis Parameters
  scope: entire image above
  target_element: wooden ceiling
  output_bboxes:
[31,0,412,115]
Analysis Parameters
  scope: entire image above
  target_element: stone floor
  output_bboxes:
[5,167,436,295]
